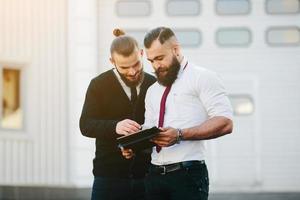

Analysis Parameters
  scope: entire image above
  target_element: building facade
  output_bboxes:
[0,0,300,198]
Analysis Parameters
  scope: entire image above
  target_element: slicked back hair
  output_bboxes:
[110,36,139,57]
[144,27,176,49]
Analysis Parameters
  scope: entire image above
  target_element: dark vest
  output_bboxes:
[80,69,156,178]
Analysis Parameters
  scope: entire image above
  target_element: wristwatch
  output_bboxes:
[176,128,184,143]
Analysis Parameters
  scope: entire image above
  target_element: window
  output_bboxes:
[1,67,23,129]
[174,29,202,47]
[229,95,254,116]
[216,28,251,47]
[266,0,300,14]
[124,29,202,48]
[216,0,250,15]
[116,0,151,17]
[266,27,300,46]
[166,0,201,16]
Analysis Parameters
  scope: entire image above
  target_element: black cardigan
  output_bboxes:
[79,69,156,178]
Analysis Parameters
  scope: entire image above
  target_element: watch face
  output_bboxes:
[178,129,183,140]
[176,128,183,144]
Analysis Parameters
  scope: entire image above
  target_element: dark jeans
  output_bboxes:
[145,162,209,200]
[91,176,146,200]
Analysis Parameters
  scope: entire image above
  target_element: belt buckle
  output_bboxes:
[161,166,166,175]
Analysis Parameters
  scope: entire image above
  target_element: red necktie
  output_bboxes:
[155,61,188,153]
[156,86,172,153]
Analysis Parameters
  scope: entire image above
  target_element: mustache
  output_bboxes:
[130,70,142,78]
[126,69,142,77]
[154,68,168,74]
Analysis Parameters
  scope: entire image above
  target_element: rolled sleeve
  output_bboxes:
[199,71,233,120]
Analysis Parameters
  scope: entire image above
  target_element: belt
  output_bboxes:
[150,160,205,175]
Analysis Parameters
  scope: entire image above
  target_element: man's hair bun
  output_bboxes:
[110,28,138,56]
[113,28,125,37]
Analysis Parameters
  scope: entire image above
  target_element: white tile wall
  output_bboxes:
[0,0,68,185]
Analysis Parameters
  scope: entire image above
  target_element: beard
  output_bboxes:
[117,67,144,87]
[155,56,181,87]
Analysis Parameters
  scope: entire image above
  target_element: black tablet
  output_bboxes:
[116,126,160,151]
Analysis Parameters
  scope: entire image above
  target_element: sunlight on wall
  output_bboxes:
[1,68,22,129]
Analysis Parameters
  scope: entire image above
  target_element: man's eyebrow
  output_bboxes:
[147,55,163,62]
[119,65,129,68]
[119,60,140,68]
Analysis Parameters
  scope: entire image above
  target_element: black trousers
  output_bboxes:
[145,162,209,200]
[91,176,146,200]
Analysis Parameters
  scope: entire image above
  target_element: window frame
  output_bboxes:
[215,0,251,16]
[265,0,300,15]
[166,0,201,17]
[115,0,152,17]
[228,94,255,116]
[173,28,202,48]
[0,61,26,133]
[266,26,300,47]
[216,27,252,47]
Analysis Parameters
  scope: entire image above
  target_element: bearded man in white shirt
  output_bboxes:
[122,27,233,200]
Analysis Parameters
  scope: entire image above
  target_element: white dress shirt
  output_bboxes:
[144,58,233,165]
[113,68,141,99]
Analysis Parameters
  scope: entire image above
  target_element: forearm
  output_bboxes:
[80,117,119,139]
[182,116,233,140]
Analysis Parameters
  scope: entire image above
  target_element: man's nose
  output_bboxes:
[153,62,161,71]
[128,68,136,76]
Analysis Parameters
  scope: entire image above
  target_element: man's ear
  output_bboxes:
[140,49,144,57]
[109,57,114,65]
[173,44,180,57]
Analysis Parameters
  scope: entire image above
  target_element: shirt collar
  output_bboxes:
[177,57,188,78]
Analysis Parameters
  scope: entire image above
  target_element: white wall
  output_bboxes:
[1,0,299,191]
[97,0,300,192]
[67,0,98,186]
[0,0,68,185]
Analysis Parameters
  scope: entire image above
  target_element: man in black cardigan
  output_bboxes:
[79,29,156,200]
